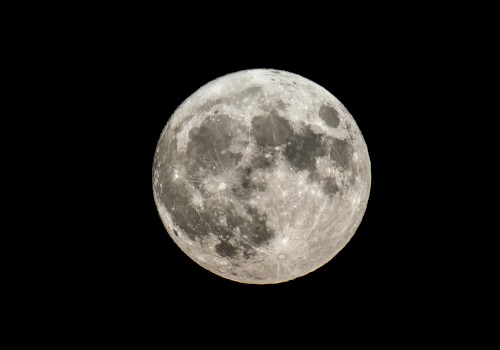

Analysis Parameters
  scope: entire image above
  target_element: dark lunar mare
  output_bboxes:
[283,125,326,172]
[329,138,353,170]
[248,111,357,195]
[319,105,340,128]
[156,115,276,260]
[251,114,292,147]
[185,114,242,180]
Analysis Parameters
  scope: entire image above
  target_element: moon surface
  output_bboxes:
[153,69,371,284]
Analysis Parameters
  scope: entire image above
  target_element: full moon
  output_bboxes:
[153,69,371,284]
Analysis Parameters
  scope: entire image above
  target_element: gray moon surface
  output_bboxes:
[152,69,371,284]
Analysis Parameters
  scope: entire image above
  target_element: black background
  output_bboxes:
[35,8,476,342]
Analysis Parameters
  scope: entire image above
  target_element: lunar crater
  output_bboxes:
[153,69,370,284]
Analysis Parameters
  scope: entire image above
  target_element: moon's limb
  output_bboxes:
[153,69,371,284]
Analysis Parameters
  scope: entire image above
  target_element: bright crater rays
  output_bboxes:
[153,69,371,284]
